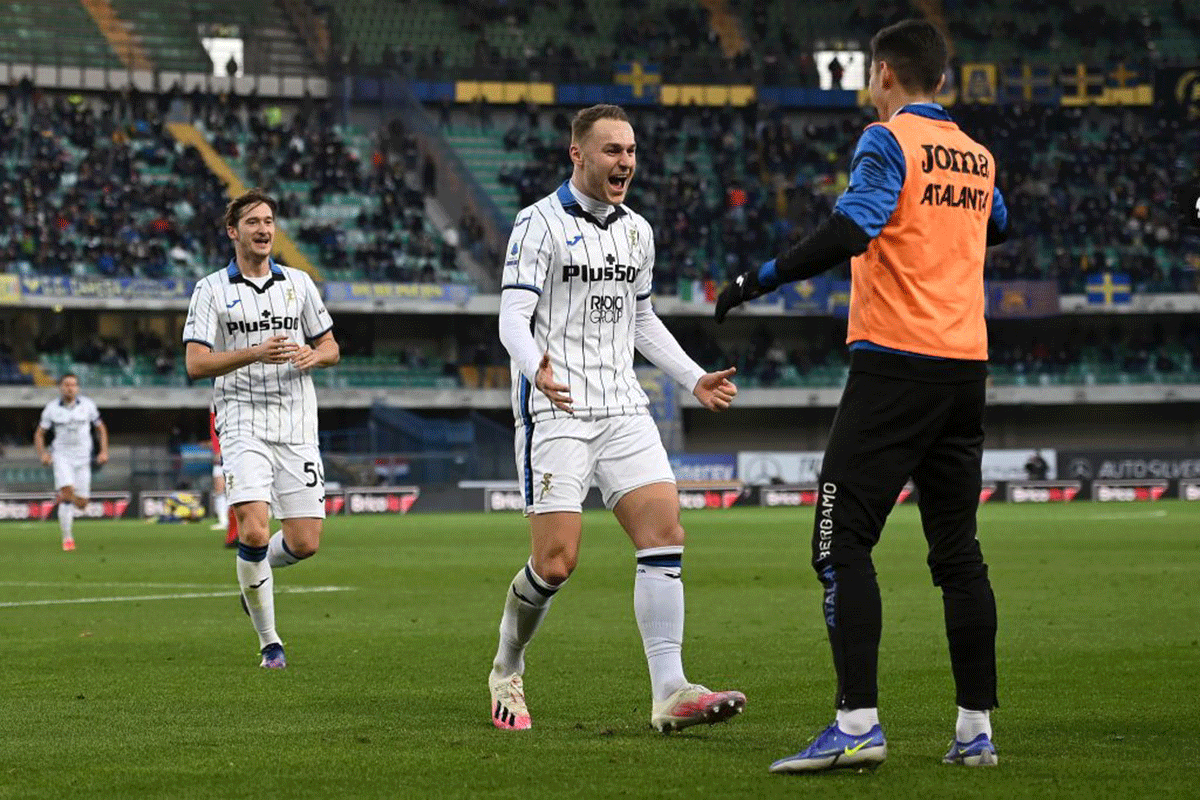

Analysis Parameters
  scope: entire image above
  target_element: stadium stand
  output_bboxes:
[441,101,1199,294]
[942,0,1200,67]
[0,1,1197,419]
[0,94,230,280]
[327,0,1200,84]
[197,103,468,284]
[441,102,860,292]
[955,104,1200,293]
[330,0,731,81]
[0,0,121,69]
[0,89,469,285]
[106,0,315,75]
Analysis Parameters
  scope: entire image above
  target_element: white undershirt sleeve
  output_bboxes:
[634,297,705,393]
[498,289,543,385]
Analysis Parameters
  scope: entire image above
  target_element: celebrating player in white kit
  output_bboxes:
[183,189,339,669]
[34,373,108,551]
[489,104,746,732]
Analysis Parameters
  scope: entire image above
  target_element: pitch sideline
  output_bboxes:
[0,584,352,609]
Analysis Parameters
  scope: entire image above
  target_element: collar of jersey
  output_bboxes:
[226,258,286,293]
[893,103,953,122]
[556,181,626,229]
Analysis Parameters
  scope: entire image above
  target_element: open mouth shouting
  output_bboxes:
[608,173,630,197]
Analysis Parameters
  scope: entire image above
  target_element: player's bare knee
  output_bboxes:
[236,516,270,546]
[291,539,319,559]
[543,558,576,586]
[641,520,685,550]
[533,551,576,585]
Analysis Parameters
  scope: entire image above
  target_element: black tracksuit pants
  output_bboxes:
[812,350,998,711]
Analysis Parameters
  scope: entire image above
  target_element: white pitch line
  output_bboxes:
[0,581,233,589]
[1085,509,1169,521]
[0,586,351,609]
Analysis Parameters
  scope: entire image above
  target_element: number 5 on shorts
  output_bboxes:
[303,461,324,488]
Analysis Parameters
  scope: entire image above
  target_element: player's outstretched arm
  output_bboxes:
[715,213,871,323]
[291,331,340,370]
[693,367,738,411]
[717,126,899,322]
[185,337,298,379]
[633,297,711,394]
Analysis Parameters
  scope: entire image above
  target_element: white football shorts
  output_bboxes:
[52,458,91,498]
[222,436,326,519]
[514,412,675,515]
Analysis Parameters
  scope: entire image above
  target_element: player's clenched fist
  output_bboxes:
[254,335,298,364]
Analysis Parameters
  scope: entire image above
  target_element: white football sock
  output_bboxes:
[836,707,880,735]
[492,560,560,678]
[267,531,304,569]
[236,543,280,649]
[58,502,74,541]
[634,546,687,703]
[213,492,228,522]
[956,707,992,742]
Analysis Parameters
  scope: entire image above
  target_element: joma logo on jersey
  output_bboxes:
[562,263,638,283]
[226,314,301,335]
[589,294,624,324]
[919,144,990,177]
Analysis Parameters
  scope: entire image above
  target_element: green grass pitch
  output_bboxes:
[1,503,1197,799]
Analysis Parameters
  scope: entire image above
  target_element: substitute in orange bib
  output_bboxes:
[716,19,1008,774]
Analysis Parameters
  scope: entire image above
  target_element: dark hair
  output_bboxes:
[571,104,630,143]
[58,372,78,385]
[224,189,278,230]
[870,19,948,94]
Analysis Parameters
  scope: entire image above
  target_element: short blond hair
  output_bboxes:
[570,104,630,143]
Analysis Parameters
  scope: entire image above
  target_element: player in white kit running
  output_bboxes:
[183,189,339,669]
[34,373,108,551]
[488,104,746,733]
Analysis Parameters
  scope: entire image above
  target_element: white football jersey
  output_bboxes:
[38,395,101,462]
[502,181,654,425]
[182,260,332,445]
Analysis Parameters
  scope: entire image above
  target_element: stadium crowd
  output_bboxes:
[341,0,1199,87]
[199,97,461,283]
[0,90,229,280]
[483,100,1198,296]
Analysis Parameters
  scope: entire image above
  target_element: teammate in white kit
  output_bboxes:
[183,189,339,669]
[34,373,108,551]
[489,104,746,732]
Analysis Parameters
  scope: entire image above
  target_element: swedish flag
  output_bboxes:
[613,61,661,104]
[1085,272,1132,307]
[1000,64,1058,104]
